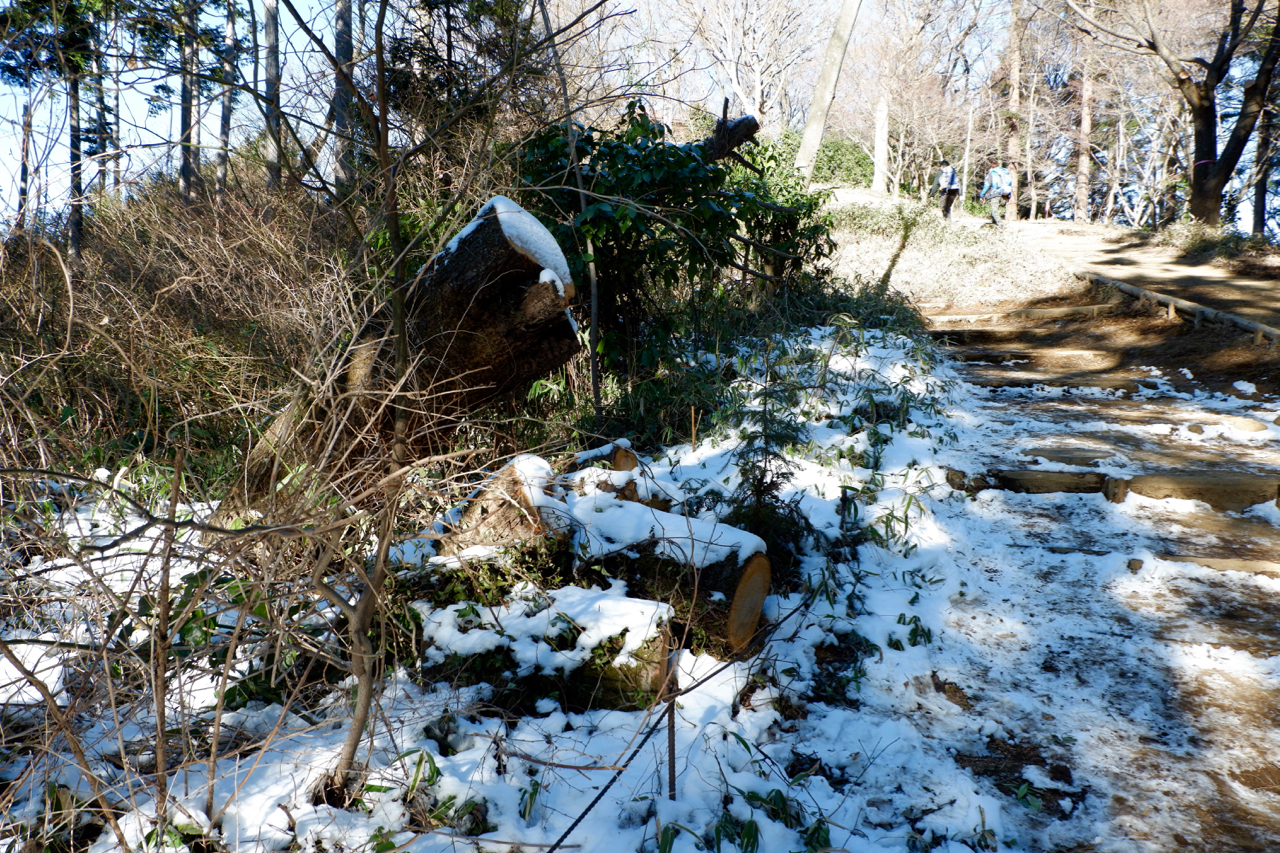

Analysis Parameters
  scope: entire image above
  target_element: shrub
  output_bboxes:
[516,101,835,371]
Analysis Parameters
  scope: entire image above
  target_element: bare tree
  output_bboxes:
[69,61,82,260]
[1074,53,1093,220]
[333,0,353,194]
[1253,103,1275,235]
[178,0,199,204]
[1004,0,1025,220]
[17,100,31,230]
[870,89,888,192]
[672,0,824,132]
[216,0,236,206]
[264,0,281,188]
[1066,0,1280,225]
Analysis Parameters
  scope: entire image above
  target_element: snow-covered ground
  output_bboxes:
[5,316,1280,853]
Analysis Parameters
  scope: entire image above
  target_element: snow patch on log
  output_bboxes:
[575,439,633,467]
[446,195,572,288]
[540,267,566,299]
[411,452,765,572]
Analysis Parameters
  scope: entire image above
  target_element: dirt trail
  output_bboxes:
[1015,220,1280,330]
[908,217,1280,851]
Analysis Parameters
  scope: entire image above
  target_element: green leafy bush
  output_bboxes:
[517,102,835,365]
[813,135,874,186]
[761,130,873,187]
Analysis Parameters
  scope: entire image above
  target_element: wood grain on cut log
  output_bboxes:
[726,553,771,652]
[568,442,638,473]
[432,464,566,558]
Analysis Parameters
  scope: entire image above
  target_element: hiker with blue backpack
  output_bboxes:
[934,159,962,221]
[981,161,1013,225]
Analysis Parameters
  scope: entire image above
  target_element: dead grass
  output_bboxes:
[828,199,1085,309]
[0,176,365,487]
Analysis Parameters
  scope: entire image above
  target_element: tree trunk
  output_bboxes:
[179,0,199,204]
[1186,99,1224,224]
[793,0,862,180]
[962,99,974,200]
[1025,70,1037,220]
[217,1,236,206]
[69,72,83,264]
[871,91,889,195]
[92,14,108,194]
[112,11,121,192]
[1006,0,1024,222]
[17,101,31,232]
[264,0,282,189]
[1254,107,1274,236]
[1074,64,1093,221]
[333,0,354,195]
[1103,136,1118,224]
[891,128,904,200]
[1175,22,1280,226]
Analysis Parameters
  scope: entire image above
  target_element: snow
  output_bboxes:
[7,319,1280,853]
[0,631,66,705]
[412,582,670,673]
[445,195,573,288]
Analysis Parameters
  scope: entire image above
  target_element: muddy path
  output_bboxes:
[1016,219,1280,331]
[891,217,1280,850]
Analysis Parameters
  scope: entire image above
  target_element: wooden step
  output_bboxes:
[947,467,1280,511]
[1021,447,1113,466]
[946,468,1108,495]
[1110,474,1280,513]
[965,376,1154,394]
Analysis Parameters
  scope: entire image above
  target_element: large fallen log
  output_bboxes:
[215,197,578,522]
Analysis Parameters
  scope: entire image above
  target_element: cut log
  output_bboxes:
[432,463,562,558]
[726,553,771,652]
[568,442,643,503]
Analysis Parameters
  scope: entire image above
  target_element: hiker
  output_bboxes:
[981,161,1013,225]
[934,159,961,221]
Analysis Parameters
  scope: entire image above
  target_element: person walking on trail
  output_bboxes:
[981,161,1013,225]
[934,159,962,221]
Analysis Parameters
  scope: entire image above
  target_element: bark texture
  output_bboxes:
[1074,64,1092,222]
